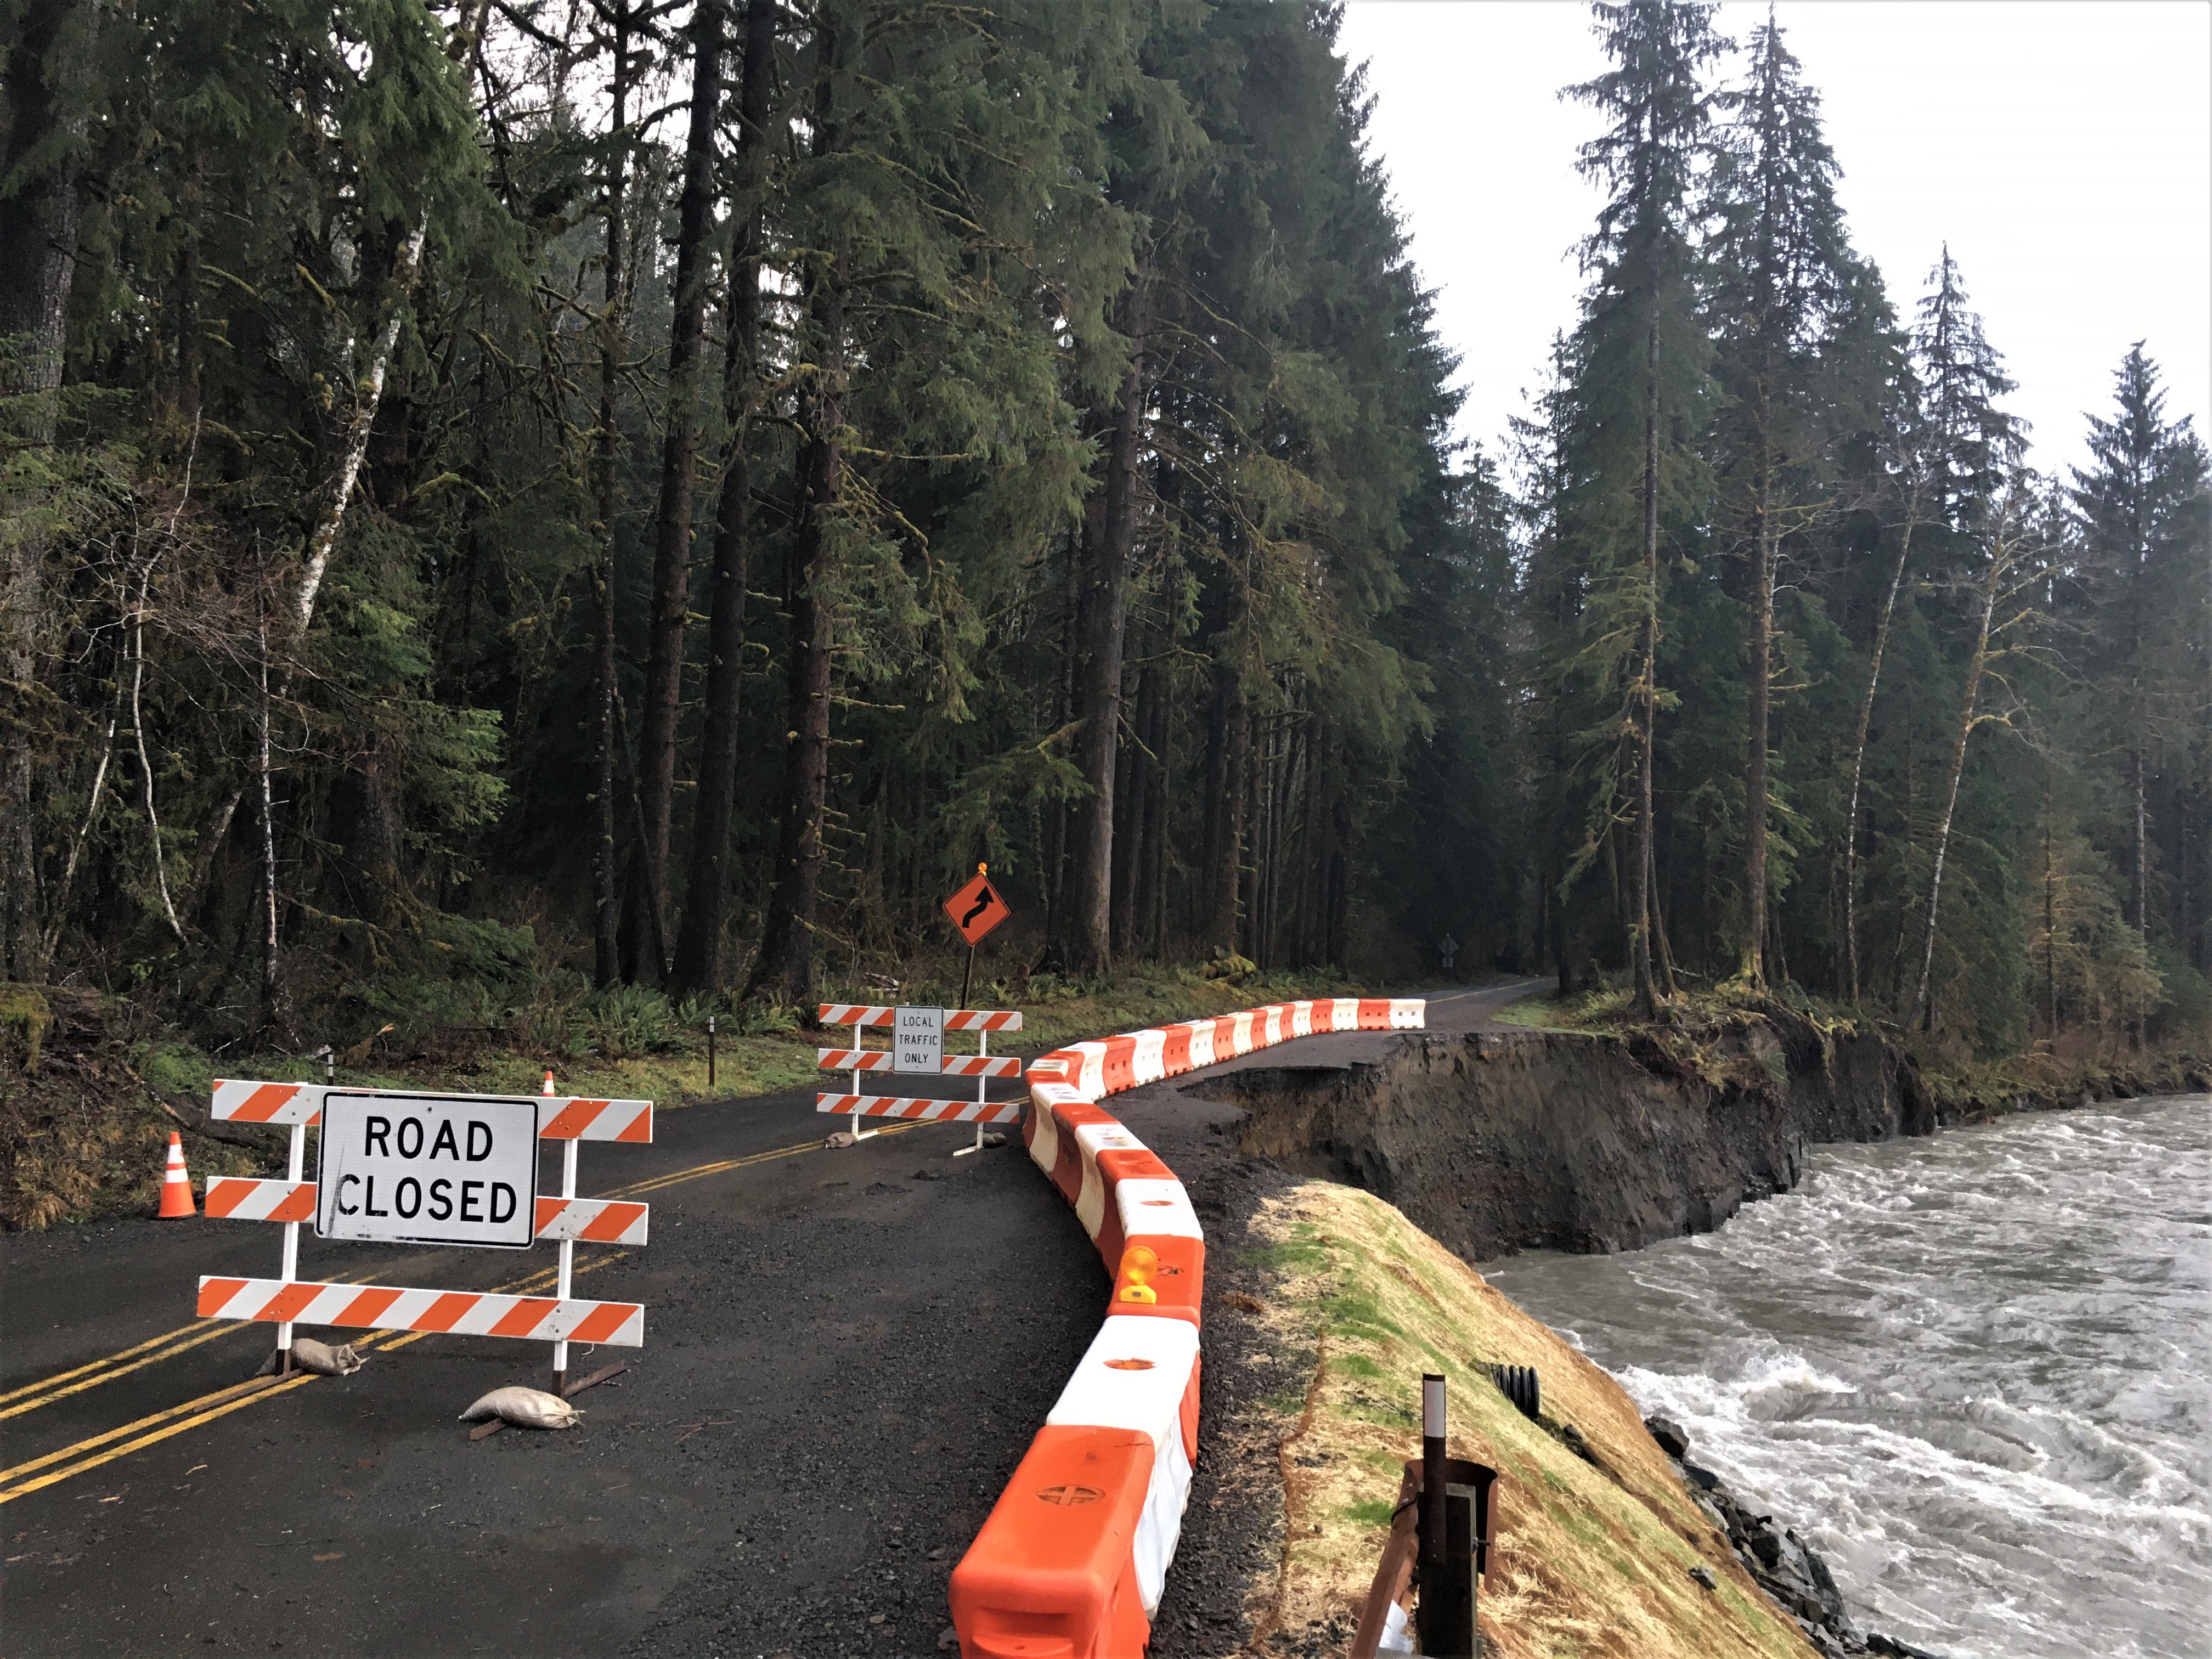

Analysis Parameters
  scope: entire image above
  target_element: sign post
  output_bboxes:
[943,863,1013,1008]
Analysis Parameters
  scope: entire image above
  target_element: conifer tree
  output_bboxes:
[1562,0,1726,1015]
[2068,345,2212,1000]
[1706,9,1872,987]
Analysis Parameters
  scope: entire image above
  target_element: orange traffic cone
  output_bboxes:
[157,1132,196,1218]
[542,1070,556,1097]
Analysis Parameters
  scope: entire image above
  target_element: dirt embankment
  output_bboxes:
[1201,1012,1933,1260]
[1190,1174,1822,1659]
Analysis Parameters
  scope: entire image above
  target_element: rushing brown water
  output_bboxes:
[1484,1094,2212,1659]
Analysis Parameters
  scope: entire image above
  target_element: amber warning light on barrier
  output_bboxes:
[942,864,1012,947]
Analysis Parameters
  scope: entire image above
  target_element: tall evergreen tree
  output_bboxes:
[2069,345,2212,995]
[1561,0,1726,1015]
[1706,8,1876,986]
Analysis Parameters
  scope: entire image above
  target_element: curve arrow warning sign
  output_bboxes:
[944,867,1012,947]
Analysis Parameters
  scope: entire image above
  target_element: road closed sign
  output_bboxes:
[316,1093,538,1249]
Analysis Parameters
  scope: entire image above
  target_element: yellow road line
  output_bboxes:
[0,1376,286,1485]
[0,1256,623,1506]
[0,1324,245,1423]
[0,1268,385,1422]
[0,1320,217,1406]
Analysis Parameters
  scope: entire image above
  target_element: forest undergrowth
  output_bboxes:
[0,953,1375,1232]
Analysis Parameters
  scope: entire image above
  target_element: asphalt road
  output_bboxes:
[0,983,1538,1658]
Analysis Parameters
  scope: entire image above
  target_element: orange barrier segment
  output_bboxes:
[1111,1235,1205,1327]
[950,1425,1156,1658]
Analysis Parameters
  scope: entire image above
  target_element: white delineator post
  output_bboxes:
[953,1026,991,1158]
[847,1013,872,1142]
[552,1135,578,1391]
[277,1118,306,1367]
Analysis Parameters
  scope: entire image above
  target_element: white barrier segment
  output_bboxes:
[1227,1011,1254,1057]
[1045,1313,1204,1616]
[1114,1177,1203,1242]
[1391,998,1426,1030]
[1290,1001,1314,1037]
[1068,1041,1109,1099]
[1070,1118,1148,1241]
[1132,1029,1166,1087]
[1329,997,1357,1031]
[1025,1085,1067,1177]
[1187,1021,1217,1069]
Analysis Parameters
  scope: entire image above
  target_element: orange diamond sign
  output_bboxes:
[943,867,1012,947]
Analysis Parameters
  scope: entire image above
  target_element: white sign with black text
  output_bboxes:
[315,1093,538,1249]
[893,1005,945,1075]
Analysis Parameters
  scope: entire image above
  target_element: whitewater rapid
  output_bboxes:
[1482,1092,2211,1659]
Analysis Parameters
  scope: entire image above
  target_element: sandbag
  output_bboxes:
[458,1386,582,1430]
[257,1338,366,1377]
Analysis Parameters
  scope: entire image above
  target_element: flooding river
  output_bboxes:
[1483,1093,2211,1659]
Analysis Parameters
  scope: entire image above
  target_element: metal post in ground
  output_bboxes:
[1417,1373,1479,1658]
[707,1012,716,1090]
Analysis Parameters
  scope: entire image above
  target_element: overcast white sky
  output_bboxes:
[1335,1,2212,482]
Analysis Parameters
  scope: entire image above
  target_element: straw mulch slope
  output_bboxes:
[1238,1179,1815,1659]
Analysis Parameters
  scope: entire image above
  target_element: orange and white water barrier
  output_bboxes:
[949,996,1425,1657]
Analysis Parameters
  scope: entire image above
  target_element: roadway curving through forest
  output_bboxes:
[1,985,1537,1658]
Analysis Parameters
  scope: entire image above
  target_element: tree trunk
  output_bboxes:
[743,22,850,1011]
[1205,608,1249,956]
[1630,317,1661,1017]
[670,0,777,1000]
[1742,447,1773,987]
[1056,295,1149,978]
[1843,466,1925,1004]
[257,609,285,1035]
[2132,744,2147,1047]
[1911,537,2008,1030]
[0,0,100,980]
[132,560,186,944]
[635,0,727,986]
[2042,764,2057,1036]
[592,12,634,990]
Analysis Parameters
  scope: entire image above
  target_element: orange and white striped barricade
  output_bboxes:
[202,1080,652,1389]
[949,997,1425,1656]
[815,1005,1025,1153]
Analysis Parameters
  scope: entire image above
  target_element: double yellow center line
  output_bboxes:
[0,1254,627,1504]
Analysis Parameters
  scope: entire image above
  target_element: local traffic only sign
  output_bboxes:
[316,1094,536,1249]
[894,1006,945,1074]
